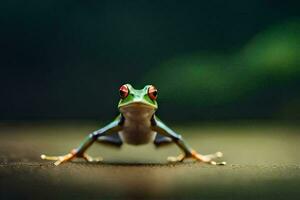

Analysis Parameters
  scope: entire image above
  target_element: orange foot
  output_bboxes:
[167,151,226,165]
[41,149,102,166]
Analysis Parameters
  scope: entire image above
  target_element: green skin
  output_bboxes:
[41,84,225,166]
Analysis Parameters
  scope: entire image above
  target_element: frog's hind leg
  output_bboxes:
[97,133,123,148]
[154,134,172,147]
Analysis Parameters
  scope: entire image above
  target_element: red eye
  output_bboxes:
[119,84,129,99]
[148,85,158,100]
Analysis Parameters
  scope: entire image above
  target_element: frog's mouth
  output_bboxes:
[119,102,157,113]
[121,102,155,109]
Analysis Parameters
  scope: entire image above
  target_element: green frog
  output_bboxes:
[41,84,225,166]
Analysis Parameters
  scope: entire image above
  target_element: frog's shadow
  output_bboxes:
[71,160,194,167]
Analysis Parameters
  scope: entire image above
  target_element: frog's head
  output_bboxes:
[118,84,158,112]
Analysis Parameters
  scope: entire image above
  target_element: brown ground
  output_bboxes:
[0,121,300,199]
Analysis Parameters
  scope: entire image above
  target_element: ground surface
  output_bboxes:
[0,121,300,200]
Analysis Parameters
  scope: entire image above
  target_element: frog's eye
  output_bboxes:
[148,85,158,100]
[119,84,129,99]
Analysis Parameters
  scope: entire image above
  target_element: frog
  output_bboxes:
[41,84,225,166]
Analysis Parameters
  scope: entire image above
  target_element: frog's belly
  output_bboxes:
[119,104,157,145]
[118,116,157,145]
[118,126,157,145]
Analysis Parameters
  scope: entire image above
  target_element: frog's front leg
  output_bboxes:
[151,116,225,165]
[41,116,123,166]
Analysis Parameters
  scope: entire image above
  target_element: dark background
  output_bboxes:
[1,0,299,121]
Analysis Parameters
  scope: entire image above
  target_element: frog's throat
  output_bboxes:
[119,102,156,115]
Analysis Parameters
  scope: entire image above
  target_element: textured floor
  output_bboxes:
[0,121,300,199]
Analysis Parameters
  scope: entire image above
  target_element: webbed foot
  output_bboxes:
[167,151,226,165]
[41,149,103,166]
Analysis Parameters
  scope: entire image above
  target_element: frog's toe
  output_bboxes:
[41,153,75,166]
[82,153,103,162]
[191,151,226,165]
[210,160,227,165]
[41,154,60,161]
[205,151,223,159]
[54,153,74,166]
[167,154,185,162]
[204,152,226,165]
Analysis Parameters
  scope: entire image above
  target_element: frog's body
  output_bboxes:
[119,104,156,145]
[41,84,225,166]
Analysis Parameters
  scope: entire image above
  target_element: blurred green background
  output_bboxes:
[1,0,299,121]
[1,2,300,199]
